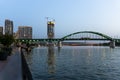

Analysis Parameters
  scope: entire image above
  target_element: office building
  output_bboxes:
[0,26,3,35]
[5,19,13,35]
[17,26,32,39]
[47,21,55,39]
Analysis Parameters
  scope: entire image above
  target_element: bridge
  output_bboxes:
[16,31,120,48]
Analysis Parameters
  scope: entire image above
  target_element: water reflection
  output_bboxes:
[58,46,61,53]
[25,46,120,80]
[47,45,55,74]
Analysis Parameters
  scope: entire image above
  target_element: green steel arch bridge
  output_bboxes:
[16,31,120,43]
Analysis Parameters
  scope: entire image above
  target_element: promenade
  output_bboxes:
[0,48,22,80]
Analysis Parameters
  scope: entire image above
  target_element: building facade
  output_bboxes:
[17,26,32,39]
[0,26,3,35]
[5,19,13,35]
[47,21,55,39]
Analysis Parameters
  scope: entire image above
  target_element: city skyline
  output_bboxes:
[0,0,120,38]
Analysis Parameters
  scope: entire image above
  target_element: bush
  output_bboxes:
[0,50,8,60]
[2,47,12,56]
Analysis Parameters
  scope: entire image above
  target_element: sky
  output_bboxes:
[0,0,120,38]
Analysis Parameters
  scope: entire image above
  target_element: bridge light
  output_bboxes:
[44,39,46,42]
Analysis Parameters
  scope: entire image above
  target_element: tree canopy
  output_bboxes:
[0,34,14,47]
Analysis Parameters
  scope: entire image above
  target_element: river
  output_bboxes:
[25,46,120,80]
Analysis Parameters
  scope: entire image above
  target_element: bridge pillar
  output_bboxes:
[110,40,115,48]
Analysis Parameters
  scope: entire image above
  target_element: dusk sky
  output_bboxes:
[0,0,120,38]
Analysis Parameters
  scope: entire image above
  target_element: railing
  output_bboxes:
[20,48,33,80]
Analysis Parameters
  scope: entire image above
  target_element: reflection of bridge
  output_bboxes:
[16,31,120,48]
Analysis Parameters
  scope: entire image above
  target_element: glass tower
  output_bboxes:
[47,21,55,39]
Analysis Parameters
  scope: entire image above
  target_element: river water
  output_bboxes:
[25,46,120,80]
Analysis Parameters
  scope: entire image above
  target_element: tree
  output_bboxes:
[0,34,15,47]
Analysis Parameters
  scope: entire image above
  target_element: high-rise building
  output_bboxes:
[47,21,55,39]
[0,26,3,35]
[17,26,32,39]
[5,19,13,35]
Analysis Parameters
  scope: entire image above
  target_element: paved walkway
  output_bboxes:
[0,48,22,80]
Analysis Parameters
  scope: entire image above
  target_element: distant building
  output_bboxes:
[17,26,32,39]
[0,26,3,35]
[5,19,13,35]
[47,21,55,39]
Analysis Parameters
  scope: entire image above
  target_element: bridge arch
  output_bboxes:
[61,31,113,41]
